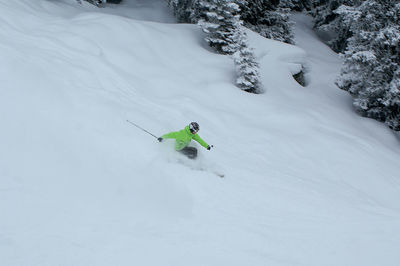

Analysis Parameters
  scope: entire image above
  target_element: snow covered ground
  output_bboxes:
[1,1,400,265]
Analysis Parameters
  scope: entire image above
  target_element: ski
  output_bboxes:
[215,172,225,178]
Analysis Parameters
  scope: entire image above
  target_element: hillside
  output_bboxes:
[1,1,400,266]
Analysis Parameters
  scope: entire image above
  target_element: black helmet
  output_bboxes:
[189,122,199,134]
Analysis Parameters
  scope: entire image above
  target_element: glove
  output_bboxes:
[158,137,163,142]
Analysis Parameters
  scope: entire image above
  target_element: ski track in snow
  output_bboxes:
[0,1,400,266]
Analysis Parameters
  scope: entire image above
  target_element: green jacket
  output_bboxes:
[161,125,209,151]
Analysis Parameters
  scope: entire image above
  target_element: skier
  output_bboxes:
[158,122,212,159]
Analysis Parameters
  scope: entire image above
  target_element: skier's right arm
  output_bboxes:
[160,131,179,140]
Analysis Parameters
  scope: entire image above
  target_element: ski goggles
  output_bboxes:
[189,127,199,134]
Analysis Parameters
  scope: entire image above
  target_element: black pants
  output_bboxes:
[179,146,198,159]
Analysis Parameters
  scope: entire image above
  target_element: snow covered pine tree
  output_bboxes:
[79,0,106,7]
[166,0,262,93]
[196,0,241,54]
[232,25,262,93]
[196,0,262,92]
[282,0,312,12]
[238,0,294,44]
[336,0,400,131]
[310,0,361,53]
[166,0,198,23]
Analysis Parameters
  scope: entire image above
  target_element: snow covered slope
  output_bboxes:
[1,1,400,266]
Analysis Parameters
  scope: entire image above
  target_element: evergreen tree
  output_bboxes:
[310,0,361,52]
[281,0,311,11]
[167,0,263,93]
[233,27,262,93]
[166,0,197,23]
[337,0,400,131]
[311,0,336,28]
[238,0,294,44]
[198,0,263,92]
[197,0,242,55]
[79,0,106,7]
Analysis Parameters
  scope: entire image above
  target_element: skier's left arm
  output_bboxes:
[193,134,211,149]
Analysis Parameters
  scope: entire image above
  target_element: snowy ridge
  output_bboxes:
[1,1,400,266]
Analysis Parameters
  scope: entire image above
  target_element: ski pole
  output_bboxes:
[126,120,158,139]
